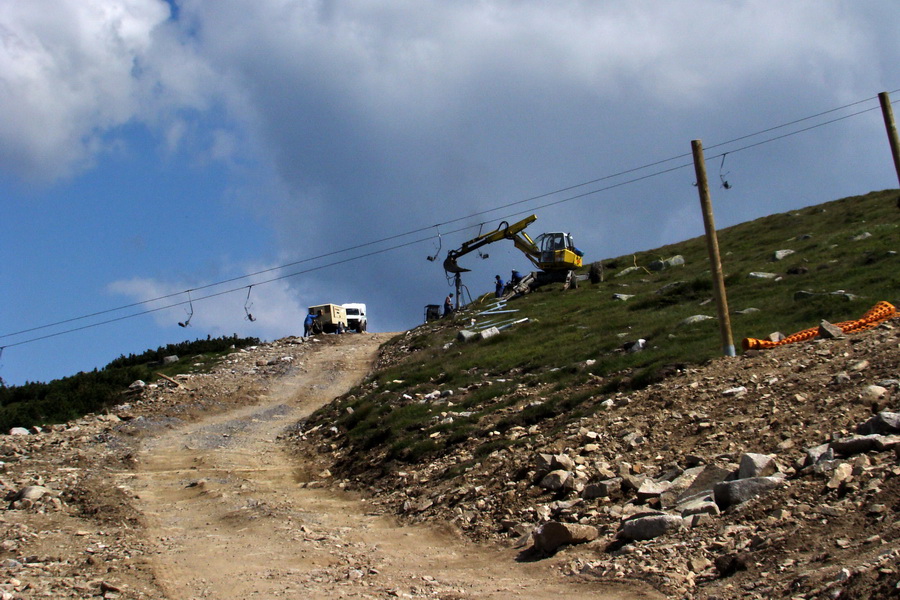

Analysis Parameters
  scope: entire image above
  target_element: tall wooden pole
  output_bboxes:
[878,92,900,207]
[691,139,736,357]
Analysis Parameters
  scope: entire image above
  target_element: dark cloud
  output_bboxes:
[2,1,899,379]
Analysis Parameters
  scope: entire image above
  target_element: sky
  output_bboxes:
[1,1,899,386]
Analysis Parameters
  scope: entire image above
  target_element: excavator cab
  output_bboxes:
[534,232,583,271]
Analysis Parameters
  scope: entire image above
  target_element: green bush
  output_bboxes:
[0,335,260,431]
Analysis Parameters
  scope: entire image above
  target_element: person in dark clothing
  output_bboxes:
[494,275,505,298]
[443,293,454,317]
[304,310,322,337]
[505,269,524,295]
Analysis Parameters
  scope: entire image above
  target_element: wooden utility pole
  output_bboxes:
[691,139,736,357]
[878,92,900,207]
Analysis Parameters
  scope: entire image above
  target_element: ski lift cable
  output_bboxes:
[1,91,894,346]
[0,101,879,351]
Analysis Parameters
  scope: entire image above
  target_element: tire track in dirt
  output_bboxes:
[128,335,655,599]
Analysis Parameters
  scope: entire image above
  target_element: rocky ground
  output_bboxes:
[292,320,900,599]
[0,334,648,600]
[0,321,897,599]
[0,335,313,598]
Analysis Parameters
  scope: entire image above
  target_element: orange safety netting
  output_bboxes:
[742,300,897,351]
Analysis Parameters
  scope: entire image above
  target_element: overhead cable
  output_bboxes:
[1,90,895,349]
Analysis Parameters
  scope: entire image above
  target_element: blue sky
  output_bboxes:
[2,1,899,385]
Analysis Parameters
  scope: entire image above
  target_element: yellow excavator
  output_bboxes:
[442,214,583,308]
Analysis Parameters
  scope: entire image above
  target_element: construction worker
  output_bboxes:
[443,293,454,317]
[506,269,523,294]
[494,275,505,298]
[304,309,321,337]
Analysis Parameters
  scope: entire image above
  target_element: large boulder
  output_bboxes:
[532,521,599,553]
[636,479,671,503]
[619,513,684,541]
[584,477,622,499]
[679,315,715,327]
[535,453,574,473]
[678,496,720,518]
[649,255,685,271]
[674,464,732,504]
[803,443,833,467]
[772,249,795,261]
[857,412,900,435]
[10,485,53,503]
[830,434,888,456]
[539,470,572,491]
[738,453,777,479]
[714,476,785,509]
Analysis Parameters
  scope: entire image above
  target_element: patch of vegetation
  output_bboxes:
[389,437,442,463]
[0,335,259,431]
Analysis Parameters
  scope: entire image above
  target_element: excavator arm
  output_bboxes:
[443,215,541,274]
[440,214,584,305]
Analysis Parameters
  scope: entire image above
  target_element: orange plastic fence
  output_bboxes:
[742,300,897,351]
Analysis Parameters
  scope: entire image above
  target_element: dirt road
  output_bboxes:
[126,335,651,600]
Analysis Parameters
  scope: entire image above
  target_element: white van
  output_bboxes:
[342,303,367,332]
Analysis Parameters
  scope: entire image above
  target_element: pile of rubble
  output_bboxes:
[296,324,900,599]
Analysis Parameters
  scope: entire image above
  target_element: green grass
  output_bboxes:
[0,335,260,431]
[311,190,900,470]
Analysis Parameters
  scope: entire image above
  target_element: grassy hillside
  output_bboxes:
[311,189,899,465]
[0,335,260,431]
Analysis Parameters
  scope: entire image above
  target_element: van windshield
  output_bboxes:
[346,308,359,315]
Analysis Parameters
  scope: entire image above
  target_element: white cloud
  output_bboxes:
[172,1,884,197]
[0,0,165,179]
[2,0,889,189]
[0,0,223,182]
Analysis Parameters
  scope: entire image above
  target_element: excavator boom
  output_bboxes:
[442,214,582,275]
[442,215,539,273]
[439,214,584,305]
